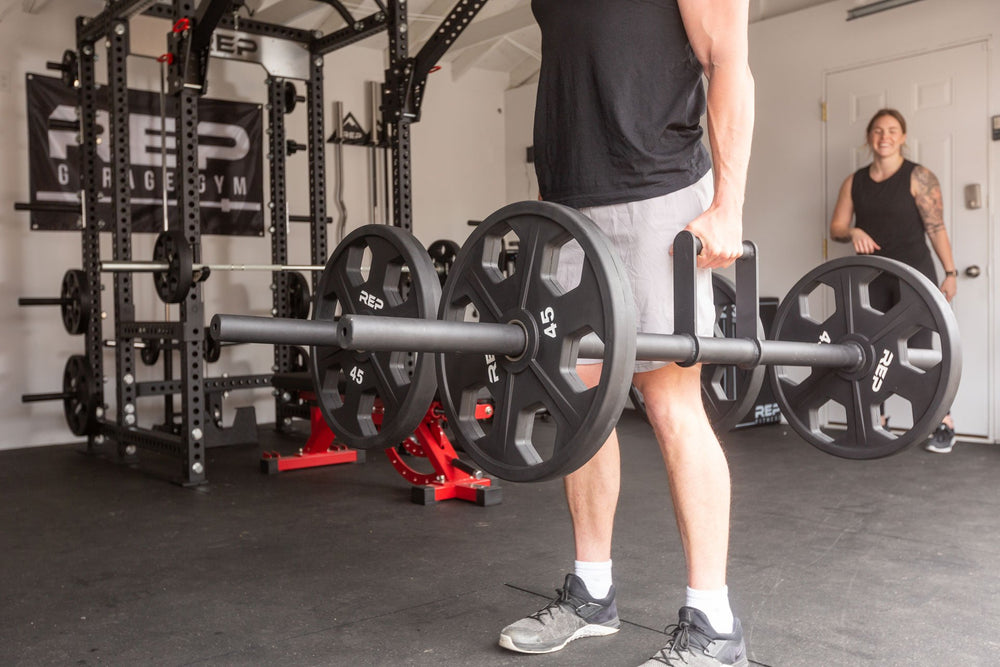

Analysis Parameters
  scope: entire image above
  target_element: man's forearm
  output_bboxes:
[705,62,754,215]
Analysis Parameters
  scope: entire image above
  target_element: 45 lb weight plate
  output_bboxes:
[768,256,961,459]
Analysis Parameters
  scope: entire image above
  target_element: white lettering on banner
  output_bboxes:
[129,113,176,168]
[57,163,69,185]
[233,176,247,196]
[196,122,250,169]
[47,108,249,170]
[144,170,155,191]
[213,174,225,194]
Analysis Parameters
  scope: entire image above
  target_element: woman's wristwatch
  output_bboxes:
[944,270,958,277]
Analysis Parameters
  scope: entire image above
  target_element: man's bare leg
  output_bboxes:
[564,364,620,564]
[633,362,731,593]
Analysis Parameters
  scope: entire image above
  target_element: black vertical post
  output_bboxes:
[307,56,328,274]
[385,0,412,230]
[171,0,207,485]
[75,20,105,452]
[108,20,138,449]
[267,77,292,427]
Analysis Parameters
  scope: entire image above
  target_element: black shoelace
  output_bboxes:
[528,587,571,623]
[650,620,713,665]
[528,586,598,623]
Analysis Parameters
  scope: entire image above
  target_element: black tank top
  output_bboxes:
[851,159,937,283]
[531,0,711,208]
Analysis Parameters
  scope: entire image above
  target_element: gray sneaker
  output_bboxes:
[925,424,956,453]
[640,607,748,666]
[499,574,620,654]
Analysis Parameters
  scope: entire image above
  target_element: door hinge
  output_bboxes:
[821,102,828,122]
[822,237,828,260]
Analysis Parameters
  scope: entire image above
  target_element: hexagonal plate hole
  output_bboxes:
[550,237,583,294]
[515,404,557,466]
[863,271,898,316]
[557,325,602,393]
[798,281,836,326]
[880,392,913,432]
[480,224,520,282]
[903,327,941,373]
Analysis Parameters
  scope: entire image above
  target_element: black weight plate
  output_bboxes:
[63,355,97,437]
[286,271,311,319]
[436,201,636,483]
[283,81,298,114]
[701,274,766,432]
[140,338,162,366]
[204,330,222,363]
[61,49,78,88]
[768,256,961,459]
[310,224,441,450]
[427,239,460,285]
[152,230,193,303]
[60,269,90,336]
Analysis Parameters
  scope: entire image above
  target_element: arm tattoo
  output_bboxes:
[913,166,945,235]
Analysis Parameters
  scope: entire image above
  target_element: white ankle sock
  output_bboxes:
[685,585,734,635]
[574,559,613,599]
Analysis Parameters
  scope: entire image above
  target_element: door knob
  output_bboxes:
[965,265,981,278]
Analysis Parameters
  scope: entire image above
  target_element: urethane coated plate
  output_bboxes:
[768,256,961,459]
[60,269,90,336]
[310,224,441,450]
[436,201,637,483]
[63,354,98,437]
[701,274,767,432]
[152,230,193,304]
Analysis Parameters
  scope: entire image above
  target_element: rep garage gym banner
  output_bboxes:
[25,74,264,236]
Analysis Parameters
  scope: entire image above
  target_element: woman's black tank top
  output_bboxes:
[851,159,937,283]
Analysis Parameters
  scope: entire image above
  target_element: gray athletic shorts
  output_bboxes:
[561,170,716,374]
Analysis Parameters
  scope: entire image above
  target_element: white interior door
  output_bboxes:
[824,41,992,441]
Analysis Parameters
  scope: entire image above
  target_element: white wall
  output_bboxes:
[0,5,507,449]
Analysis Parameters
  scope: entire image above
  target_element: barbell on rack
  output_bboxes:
[98,230,325,303]
[212,201,961,482]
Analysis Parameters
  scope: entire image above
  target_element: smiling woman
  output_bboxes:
[828,107,960,453]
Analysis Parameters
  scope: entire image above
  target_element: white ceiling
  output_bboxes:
[8,0,843,87]
[245,0,840,87]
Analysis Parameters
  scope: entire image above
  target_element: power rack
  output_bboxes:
[17,0,491,487]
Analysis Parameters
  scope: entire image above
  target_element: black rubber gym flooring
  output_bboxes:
[2,411,998,666]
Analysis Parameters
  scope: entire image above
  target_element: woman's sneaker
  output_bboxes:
[639,607,748,666]
[925,424,956,453]
[498,574,620,654]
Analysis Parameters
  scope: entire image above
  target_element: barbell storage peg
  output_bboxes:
[21,355,100,437]
[17,269,91,335]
